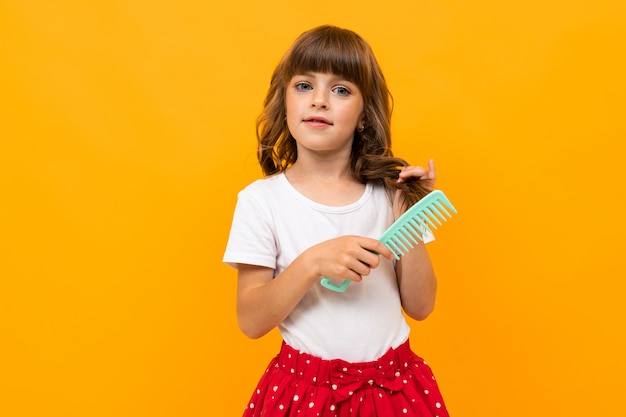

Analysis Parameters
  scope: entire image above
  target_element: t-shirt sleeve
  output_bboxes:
[222,187,278,270]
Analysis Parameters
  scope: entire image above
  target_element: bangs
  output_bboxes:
[283,26,370,87]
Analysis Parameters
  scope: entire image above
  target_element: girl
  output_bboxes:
[224,25,450,417]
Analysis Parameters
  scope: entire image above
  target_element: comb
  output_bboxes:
[320,190,457,292]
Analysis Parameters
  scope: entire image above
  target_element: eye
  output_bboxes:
[295,82,312,91]
[332,86,351,96]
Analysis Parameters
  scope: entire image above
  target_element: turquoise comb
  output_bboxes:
[320,190,457,292]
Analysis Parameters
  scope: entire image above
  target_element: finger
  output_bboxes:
[350,260,371,277]
[359,249,381,269]
[400,161,436,181]
[354,237,392,261]
[428,158,436,179]
[365,239,394,261]
[345,270,364,282]
[397,166,428,182]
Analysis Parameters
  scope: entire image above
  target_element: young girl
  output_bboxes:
[224,25,450,417]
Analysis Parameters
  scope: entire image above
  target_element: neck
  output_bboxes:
[287,156,354,181]
[284,160,365,206]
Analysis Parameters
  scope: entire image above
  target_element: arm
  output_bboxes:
[236,236,394,339]
[395,243,437,320]
[394,159,438,320]
[236,259,317,340]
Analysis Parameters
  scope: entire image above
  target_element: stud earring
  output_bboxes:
[357,125,365,132]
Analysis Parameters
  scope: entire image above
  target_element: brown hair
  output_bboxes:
[256,25,430,208]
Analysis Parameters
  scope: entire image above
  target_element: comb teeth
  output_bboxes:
[380,190,457,259]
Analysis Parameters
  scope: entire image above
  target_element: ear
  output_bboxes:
[359,114,367,128]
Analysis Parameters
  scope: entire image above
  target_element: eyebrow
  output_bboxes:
[294,72,354,84]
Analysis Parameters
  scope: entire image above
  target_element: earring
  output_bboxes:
[357,125,365,132]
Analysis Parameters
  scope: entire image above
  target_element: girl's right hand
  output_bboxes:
[305,236,395,282]
[236,236,395,339]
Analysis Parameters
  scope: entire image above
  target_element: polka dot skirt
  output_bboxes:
[242,340,449,417]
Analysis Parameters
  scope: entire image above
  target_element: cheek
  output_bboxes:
[284,98,300,134]
[346,99,365,122]
[285,94,301,118]
[343,103,365,126]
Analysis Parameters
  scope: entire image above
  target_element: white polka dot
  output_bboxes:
[279,404,284,410]
[330,405,336,411]
[273,385,278,392]
[390,360,394,365]
[250,403,255,409]
[309,401,315,408]
[436,402,442,408]
[395,371,401,377]
[332,384,338,390]
[402,408,408,414]
[290,368,295,373]
[424,389,430,394]
[256,389,261,394]
[293,395,300,401]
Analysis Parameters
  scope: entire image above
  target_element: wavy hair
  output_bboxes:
[256,25,430,207]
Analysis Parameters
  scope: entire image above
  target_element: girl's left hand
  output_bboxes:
[397,158,436,189]
[393,159,436,217]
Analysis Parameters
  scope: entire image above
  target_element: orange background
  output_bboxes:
[1,1,625,416]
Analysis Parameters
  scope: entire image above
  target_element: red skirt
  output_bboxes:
[242,340,449,417]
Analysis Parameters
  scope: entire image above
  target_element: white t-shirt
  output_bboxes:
[223,173,431,362]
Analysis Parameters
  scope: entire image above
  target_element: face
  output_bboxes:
[285,72,365,157]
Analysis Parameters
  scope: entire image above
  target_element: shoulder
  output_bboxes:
[235,174,283,206]
[239,173,287,198]
[234,173,291,216]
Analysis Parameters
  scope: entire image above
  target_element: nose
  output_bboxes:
[311,90,329,108]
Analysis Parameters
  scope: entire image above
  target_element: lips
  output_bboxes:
[304,116,332,126]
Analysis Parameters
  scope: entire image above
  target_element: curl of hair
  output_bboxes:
[257,25,430,208]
